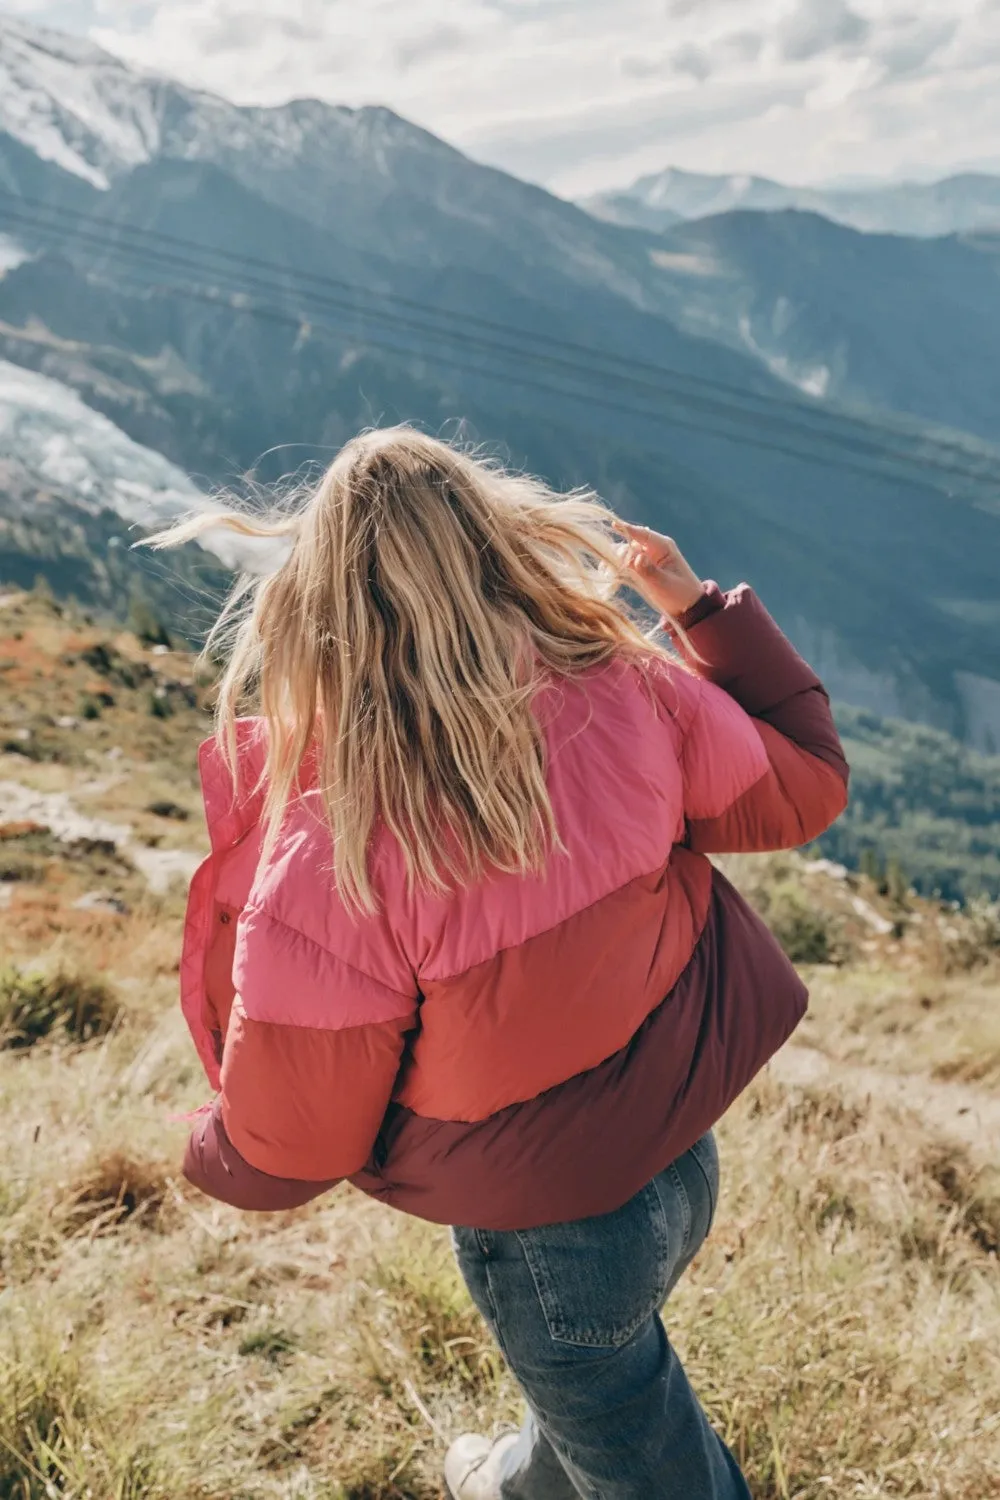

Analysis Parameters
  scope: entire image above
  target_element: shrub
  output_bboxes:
[128,598,172,649]
[0,1353,165,1497]
[148,691,173,720]
[0,1356,84,1497]
[0,966,121,1049]
[942,897,1000,971]
[145,800,190,822]
[58,1153,172,1235]
[758,880,838,964]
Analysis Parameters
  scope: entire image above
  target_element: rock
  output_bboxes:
[803,858,849,881]
[129,845,201,894]
[849,895,895,936]
[0,782,129,848]
[73,891,129,916]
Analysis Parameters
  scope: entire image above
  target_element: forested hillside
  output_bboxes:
[824,707,1000,901]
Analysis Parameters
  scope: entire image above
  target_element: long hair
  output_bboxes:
[148,427,671,913]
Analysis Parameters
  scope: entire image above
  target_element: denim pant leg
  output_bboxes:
[452,1133,751,1500]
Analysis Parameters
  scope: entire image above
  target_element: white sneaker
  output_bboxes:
[444,1433,519,1499]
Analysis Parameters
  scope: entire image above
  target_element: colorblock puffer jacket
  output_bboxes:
[182,582,848,1229]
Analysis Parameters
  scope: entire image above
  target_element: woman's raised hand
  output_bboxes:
[613,520,704,621]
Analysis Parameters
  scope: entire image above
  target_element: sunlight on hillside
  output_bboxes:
[0,589,997,1499]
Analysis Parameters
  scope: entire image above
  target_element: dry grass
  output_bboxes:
[1,1016,997,1498]
[798,965,1000,1090]
[0,589,997,1497]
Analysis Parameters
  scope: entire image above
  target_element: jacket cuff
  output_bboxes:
[184,1097,339,1212]
[666,583,821,716]
[662,580,725,634]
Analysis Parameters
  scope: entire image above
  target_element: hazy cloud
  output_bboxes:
[13,0,1000,195]
[778,0,870,62]
[719,30,764,64]
[873,16,958,78]
[671,42,713,81]
[394,23,470,70]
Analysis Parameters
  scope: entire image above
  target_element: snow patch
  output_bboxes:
[738,315,832,398]
[0,17,159,187]
[0,235,31,276]
[0,780,129,850]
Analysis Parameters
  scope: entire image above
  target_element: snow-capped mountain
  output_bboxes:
[0,17,164,189]
[583,165,1000,239]
[0,13,658,302]
[0,14,454,192]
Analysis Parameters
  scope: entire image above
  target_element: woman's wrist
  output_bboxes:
[663,581,725,634]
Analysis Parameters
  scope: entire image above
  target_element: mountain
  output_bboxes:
[583,166,1000,239]
[0,16,998,752]
[0,15,709,323]
[635,210,1000,446]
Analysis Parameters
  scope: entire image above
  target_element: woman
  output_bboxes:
[162,427,848,1500]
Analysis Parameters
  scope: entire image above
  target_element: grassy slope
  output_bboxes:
[0,590,997,1499]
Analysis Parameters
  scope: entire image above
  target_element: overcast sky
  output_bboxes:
[6,0,1000,194]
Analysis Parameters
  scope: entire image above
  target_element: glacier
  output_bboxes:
[0,358,280,572]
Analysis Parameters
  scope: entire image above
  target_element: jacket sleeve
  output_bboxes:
[184,906,418,1205]
[664,582,849,854]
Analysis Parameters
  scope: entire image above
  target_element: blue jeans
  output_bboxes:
[452,1132,750,1499]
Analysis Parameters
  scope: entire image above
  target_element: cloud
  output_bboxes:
[778,0,870,63]
[719,30,763,64]
[619,26,762,82]
[873,17,958,78]
[465,80,809,184]
[14,0,994,198]
[394,23,470,70]
[671,42,713,81]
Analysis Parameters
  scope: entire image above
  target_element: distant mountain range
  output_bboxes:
[582,166,1000,239]
[0,14,998,753]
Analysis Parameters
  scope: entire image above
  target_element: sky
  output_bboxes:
[5,0,1000,195]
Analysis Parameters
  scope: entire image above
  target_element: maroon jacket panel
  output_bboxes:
[183,1099,338,1211]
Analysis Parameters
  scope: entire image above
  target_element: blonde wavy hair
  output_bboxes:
[150,427,669,913]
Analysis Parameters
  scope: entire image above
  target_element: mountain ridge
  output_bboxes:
[583,165,1000,239]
